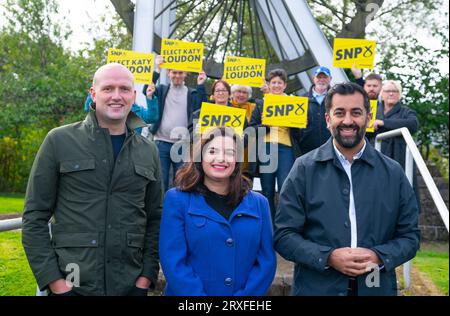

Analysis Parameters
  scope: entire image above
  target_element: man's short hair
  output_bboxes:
[266,68,287,83]
[325,82,371,114]
[365,73,382,83]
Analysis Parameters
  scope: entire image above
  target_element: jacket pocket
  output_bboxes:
[60,159,95,173]
[52,232,99,292]
[128,165,156,195]
[126,232,145,269]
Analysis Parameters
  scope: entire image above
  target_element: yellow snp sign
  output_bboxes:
[366,100,378,133]
[107,48,154,84]
[223,56,266,88]
[199,102,247,136]
[333,38,376,69]
[160,39,204,73]
[262,94,309,128]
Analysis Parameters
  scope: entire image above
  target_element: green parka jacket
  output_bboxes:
[22,110,163,296]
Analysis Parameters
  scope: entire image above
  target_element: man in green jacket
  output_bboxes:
[22,63,163,296]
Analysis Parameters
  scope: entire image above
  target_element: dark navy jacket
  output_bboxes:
[297,85,331,156]
[274,138,420,296]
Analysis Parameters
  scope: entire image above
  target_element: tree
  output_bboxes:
[0,0,132,191]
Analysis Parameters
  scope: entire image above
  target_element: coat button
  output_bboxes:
[103,159,107,163]
[342,189,349,195]
[74,164,80,169]
[107,224,112,229]
[226,238,234,247]
[318,258,323,263]
[91,240,97,245]
[224,278,233,286]
[344,221,349,228]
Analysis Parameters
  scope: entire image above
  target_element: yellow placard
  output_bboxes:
[107,48,154,84]
[160,39,204,73]
[333,38,376,69]
[199,103,247,136]
[366,100,378,133]
[262,94,309,128]
[223,56,266,88]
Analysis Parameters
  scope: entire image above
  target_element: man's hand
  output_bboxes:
[352,247,382,267]
[146,84,156,99]
[49,278,73,294]
[328,247,373,277]
[371,119,384,131]
[155,55,164,73]
[351,64,363,80]
[135,276,152,289]
[197,71,207,85]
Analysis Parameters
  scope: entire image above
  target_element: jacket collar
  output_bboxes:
[380,101,402,118]
[84,107,146,135]
[314,137,376,168]
[187,191,260,225]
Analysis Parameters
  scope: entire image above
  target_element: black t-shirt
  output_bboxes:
[111,134,126,161]
[203,186,238,221]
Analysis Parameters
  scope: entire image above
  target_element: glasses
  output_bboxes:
[383,90,399,94]
[214,89,229,94]
[235,90,249,94]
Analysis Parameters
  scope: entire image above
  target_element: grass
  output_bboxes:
[0,193,24,214]
[0,231,36,296]
[413,247,449,295]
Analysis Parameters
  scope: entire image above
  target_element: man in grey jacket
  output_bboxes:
[274,82,420,296]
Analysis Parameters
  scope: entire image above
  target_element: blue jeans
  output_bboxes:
[259,143,295,221]
[155,140,184,192]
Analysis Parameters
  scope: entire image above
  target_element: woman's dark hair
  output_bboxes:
[266,68,287,83]
[175,127,251,205]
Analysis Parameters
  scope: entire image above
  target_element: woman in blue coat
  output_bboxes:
[159,126,276,296]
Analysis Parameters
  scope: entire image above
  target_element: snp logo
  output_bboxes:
[164,40,175,46]
[65,263,80,288]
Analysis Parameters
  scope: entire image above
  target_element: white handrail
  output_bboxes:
[375,127,449,290]
[375,128,449,231]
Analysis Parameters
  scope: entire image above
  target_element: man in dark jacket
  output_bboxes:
[298,66,332,156]
[22,63,163,296]
[274,82,420,296]
[143,55,207,191]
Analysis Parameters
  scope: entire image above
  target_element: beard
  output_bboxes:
[368,91,378,100]
[332,123,366,148]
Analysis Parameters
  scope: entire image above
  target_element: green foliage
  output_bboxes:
[0,0,132,192]
[374,17,449,160]
[414,249,449,295]
[0,231,36,296]
[0,193,24,214]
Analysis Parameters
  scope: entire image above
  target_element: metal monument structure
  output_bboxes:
[111,0,349,104]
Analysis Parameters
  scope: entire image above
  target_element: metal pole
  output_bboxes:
[403,147,414,289]
[159,0,171,85]
[132,0,156,107]
[0,218,22,232]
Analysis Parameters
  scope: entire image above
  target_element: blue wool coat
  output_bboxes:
[159,188,277,296]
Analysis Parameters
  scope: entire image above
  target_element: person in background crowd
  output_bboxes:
[374,80,420,209]
[275,82,420,296]
[144,55,208,192]
[297,66,332,156]
[230,84,257,178]
[250,69,300,221]
[159,127,276,296]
